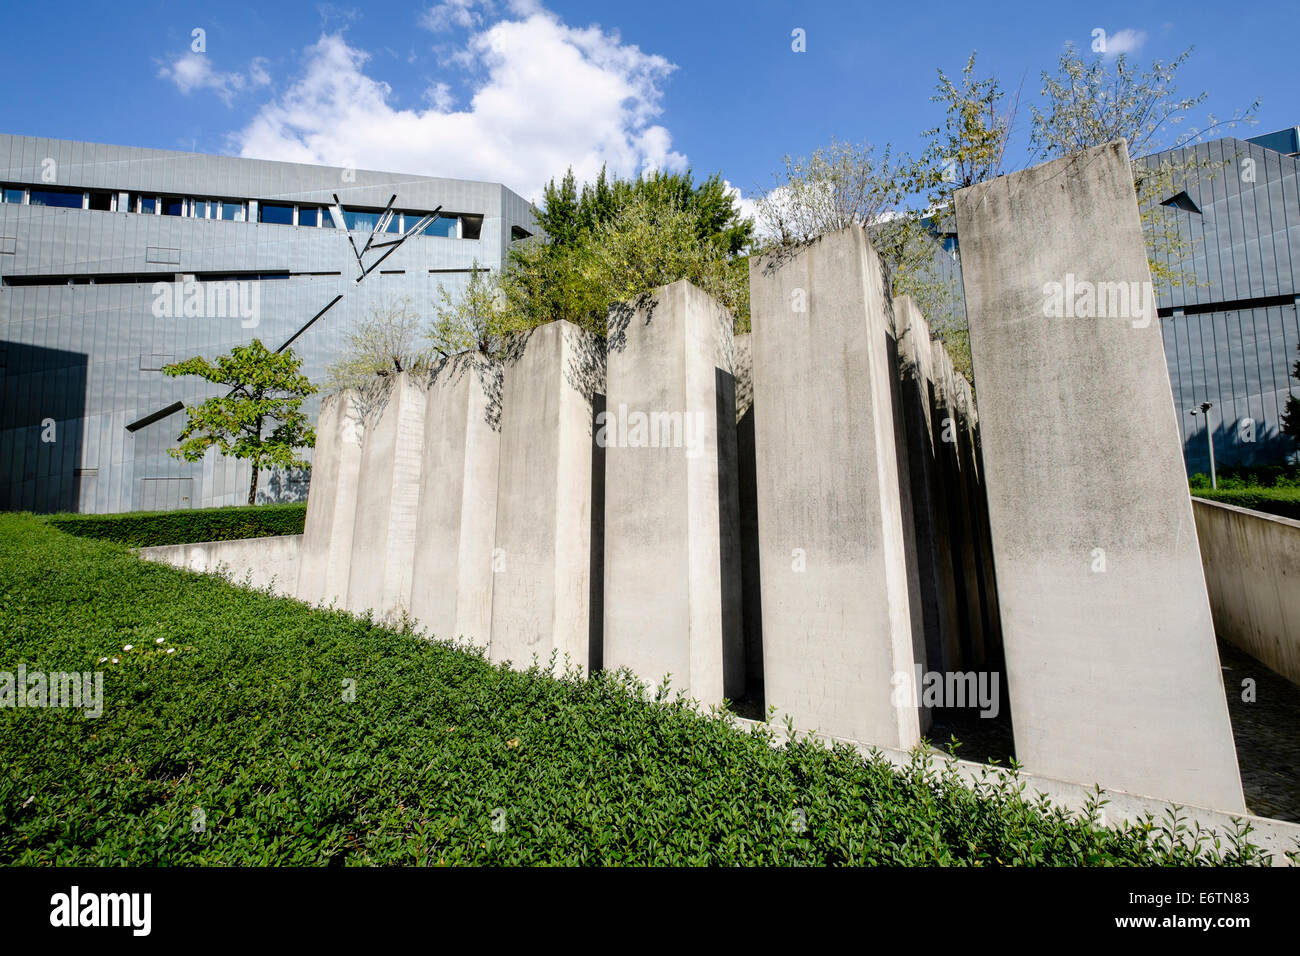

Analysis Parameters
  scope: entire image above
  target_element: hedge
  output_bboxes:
[44,502,307,547]
[0,512,1279,866]
[1192,487,1300,522]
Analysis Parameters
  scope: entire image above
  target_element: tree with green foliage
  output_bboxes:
[757,138,972,375]
[428,263,510,358]
[538,166,753,254]
[325,298,435,391]
[1282,343,1300,456]
[164,340,317,506]
[506,166,753,335]
[1030,44,1258,290]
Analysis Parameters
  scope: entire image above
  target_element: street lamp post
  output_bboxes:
[1189,402,1217,489]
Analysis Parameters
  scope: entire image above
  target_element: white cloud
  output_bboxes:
[233,9,686,202]
[158,53,272,107]
[420,0,494,32]
[1103,28,1147,58]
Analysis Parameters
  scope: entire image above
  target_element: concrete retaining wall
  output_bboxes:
[955,140,1245,812]
[139,534,302,598]
[1194,497,1300,686]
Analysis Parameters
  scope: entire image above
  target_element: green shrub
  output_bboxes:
[1189,464,1300,490]
[44,502,307,547]
[1192,487,1300,521]
[0,514,1278,865]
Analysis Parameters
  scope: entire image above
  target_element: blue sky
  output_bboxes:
[2,0,1295,208]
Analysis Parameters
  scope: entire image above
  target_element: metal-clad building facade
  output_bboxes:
[0,135,537,513]
[1144,132,1300,474]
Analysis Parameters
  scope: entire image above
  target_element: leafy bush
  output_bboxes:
[1189,464,1300,490]
[1191,487,1300,521]
[0,514,1276,865]
[44,502,306,547]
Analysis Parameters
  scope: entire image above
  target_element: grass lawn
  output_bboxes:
[0,513,1274,865]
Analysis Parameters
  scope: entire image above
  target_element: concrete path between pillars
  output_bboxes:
[955,140,1245,812]
[749,224,923,749]
[602,280,744,705]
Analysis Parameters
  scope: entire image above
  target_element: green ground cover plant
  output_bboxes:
[0,514,1277,865]
[44,502,306,548]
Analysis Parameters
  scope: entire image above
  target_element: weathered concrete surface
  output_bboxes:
[603,281,744,704]
[409,354,502,647]
[139,534,302,597]
[489,320,605,674]
[956,140,1244,812]
[894,297,962,675]
[749,224,922,748]
[734,332,764,700]
[1194,497,1300,687]
[345,373,427,620]
[297,390,363,607]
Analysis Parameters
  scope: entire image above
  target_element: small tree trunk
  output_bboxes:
[247,415,263,506]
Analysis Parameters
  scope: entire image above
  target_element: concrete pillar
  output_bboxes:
[602,280,744,704]
[734,332,764,702]
[894,297,962,675]
[297,389,363,607]
[409,353,502,647]
[955,140,1244,811]
[749,224,922,749]
[345,372,427,620]
[489,320,605,675]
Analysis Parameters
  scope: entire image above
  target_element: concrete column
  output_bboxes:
[409,353,502,647]
[749,224,922,749]
[297,389,363,607]
[955,140,1244,811]
[734,332,764,702]
[489,320,605,675]
[602,280,744,704]
[345,372,427,620]
[894,297,962,675]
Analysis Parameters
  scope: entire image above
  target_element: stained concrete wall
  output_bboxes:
[603,281,744,704]
[489,321,606,674]
[955,140,1244,811]
[1193,497,1300,687]
[346,373,427,620]
[139,534,302,598]
[297,390,363,607]
[749,225,922,748]
[409,354,502,647]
